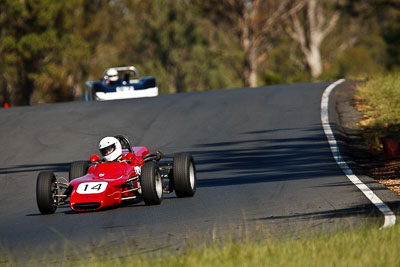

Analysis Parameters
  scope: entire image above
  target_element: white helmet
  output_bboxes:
[99,137,122,162]
[106,68,118,82]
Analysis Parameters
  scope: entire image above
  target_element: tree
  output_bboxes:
[0,0,89,105]
[124,0,241,94]
[1,0,399,106]
[285,0,340,78]
[203,0,304,87]
[342,0,400,70]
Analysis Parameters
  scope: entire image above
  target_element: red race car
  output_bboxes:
[36,135,196,214]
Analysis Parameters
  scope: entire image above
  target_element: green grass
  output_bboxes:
[2,224,400,266]
[355,72,400,149]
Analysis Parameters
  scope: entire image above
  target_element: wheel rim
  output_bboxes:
[51,180,58,209]
[189,163,195,189]
[155,171,163,199]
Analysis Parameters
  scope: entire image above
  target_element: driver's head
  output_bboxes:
[99,137,122,162]
[106,68,118,82]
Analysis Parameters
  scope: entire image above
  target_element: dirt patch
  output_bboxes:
[335,81,400,196]
[366,160,400,194]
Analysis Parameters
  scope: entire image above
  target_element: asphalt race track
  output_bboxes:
[0,82,399,252]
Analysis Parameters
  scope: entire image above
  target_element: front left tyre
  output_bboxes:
[36,171,57,214]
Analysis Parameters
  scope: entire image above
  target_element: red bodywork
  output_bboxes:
[69,147,149,211]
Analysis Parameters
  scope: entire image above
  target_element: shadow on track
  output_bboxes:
[191,126,341,187]
[252,203,382,222]
[0,162,70,175]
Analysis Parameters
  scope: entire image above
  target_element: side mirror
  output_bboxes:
[126,152,134,161]
[90,154,100,163]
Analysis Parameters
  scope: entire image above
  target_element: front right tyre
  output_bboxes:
[173,153,196,198]
[69,161,89,182]
[141,161,163,205]
[36,171,57,214]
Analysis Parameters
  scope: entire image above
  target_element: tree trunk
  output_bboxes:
[285,0,339,78]
[18,69,34,106]
[240,2,258,88]
[244,56,258,87]
[243,39,258,87]
[305,44,323,78]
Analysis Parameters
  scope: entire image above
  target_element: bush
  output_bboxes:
[355,72,400,149]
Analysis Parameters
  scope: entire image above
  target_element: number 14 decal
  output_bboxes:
[77,182,108,194]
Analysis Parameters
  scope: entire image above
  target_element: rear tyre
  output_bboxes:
[173,153,196,198]
[141,162,163,205]
[36,171,57,214]
[69,161,89,182]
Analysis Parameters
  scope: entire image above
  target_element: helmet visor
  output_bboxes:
[100,144,116,156]
[108,74,118,82]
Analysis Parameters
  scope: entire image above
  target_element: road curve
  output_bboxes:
[0,82,398,252]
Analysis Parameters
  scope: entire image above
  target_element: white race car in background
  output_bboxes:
[84,66,158,101]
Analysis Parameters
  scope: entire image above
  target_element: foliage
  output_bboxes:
[382,7,400,70]
[336,33,387,79]
[123,0,242,94]
[260,34,311,84]
[355,72,400,150]
[0,0,399,106]
[0,0,90,105]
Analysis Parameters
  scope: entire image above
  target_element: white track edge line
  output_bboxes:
[321,79,396,228]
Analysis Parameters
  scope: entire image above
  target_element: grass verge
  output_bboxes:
[355,72,400,150]
[2,224,400,266]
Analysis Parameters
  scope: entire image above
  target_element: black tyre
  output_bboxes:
[36,171,57,214]
[173,153,196,198]
[141,161,163,205]
[69,161,89,182]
